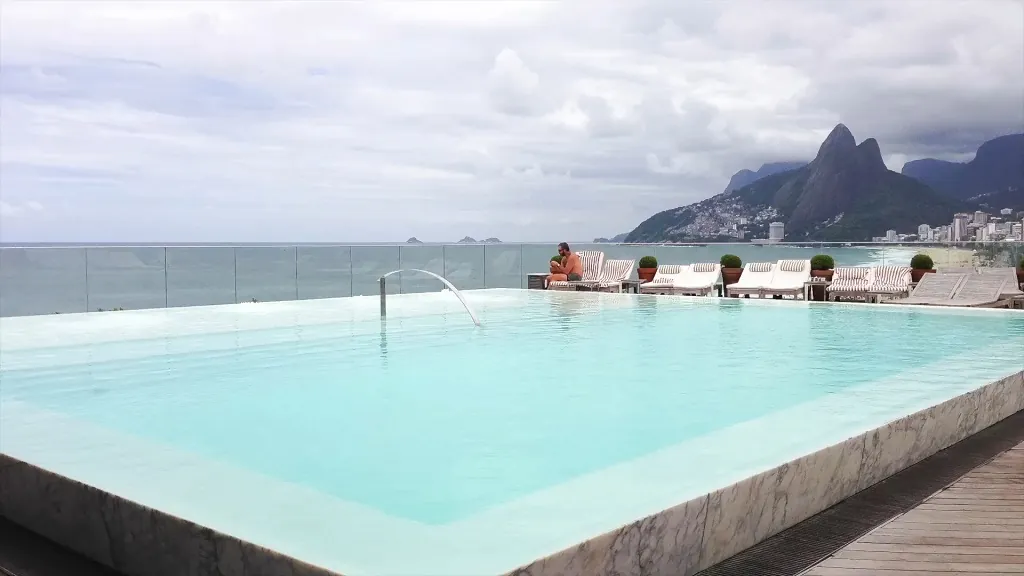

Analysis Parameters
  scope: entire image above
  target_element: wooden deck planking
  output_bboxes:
[804,440,1024,575]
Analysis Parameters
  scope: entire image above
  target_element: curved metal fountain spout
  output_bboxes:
[378,269,481,326]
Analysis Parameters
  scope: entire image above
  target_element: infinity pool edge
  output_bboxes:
[2,369,1021,576]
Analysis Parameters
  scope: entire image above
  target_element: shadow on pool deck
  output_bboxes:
[3,409,1024,576]
[0,515,123,576]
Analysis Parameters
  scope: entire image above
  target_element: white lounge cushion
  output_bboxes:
[729,262,774,290]
[674,262,721,291]
[765,259,810,291]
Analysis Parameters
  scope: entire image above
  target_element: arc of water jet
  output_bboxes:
[378,269,481,326]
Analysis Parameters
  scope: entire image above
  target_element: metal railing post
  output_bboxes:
[380,276,387,318]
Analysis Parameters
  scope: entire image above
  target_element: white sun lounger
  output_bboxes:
[932,273,1010,308]
[762,259,811,299]
[548,250,604,291]
[584,259,635,292]
[726,262,774,297]
[887,273,966,305]
[827,266,872,300]
[640,265,684,294]
[865,265,913,301]
[671,262,721,296]
[645,262,720,296]
[979,267,1023,299]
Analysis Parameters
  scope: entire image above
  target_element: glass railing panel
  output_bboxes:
[0,247,87,316]
[1012,243,1023,282]
[235,246,297,303]
[165,247,236,308]
[351,246,400,296]
[966,241,1019,270]
[296,246,353,300]
[397,245,445,294]
[86,247,167,312]
[923,242,954,270]
[590,244,648,279]
[483,244,522,288]
[442,245,485,290]
[520,244,555,287]
[653,245,700,266]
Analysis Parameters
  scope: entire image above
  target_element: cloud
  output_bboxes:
[1,0,1021,242]
[487,48,542,116]
[0,200,44,217]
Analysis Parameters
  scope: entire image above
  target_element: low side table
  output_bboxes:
[621,279,643,294]
[804,279,831,301]
[527,273,548,290]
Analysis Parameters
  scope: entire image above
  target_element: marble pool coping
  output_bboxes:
[4,360,1019,569]
[1,304,1023,575]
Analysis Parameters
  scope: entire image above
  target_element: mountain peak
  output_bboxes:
[901,133,1024,200]
[724,162,807,193]
[817,123,857,157]
[856,137,887,173]
[625,124,976,244]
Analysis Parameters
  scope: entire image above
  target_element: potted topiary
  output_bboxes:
[720,254,742,285]
[810,254,835,280]
[637,255,658,282]
[910,253,935,282]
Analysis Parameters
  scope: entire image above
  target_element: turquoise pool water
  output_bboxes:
[3,290,1024,527]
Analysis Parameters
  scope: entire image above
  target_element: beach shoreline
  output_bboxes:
[913,246,977,268]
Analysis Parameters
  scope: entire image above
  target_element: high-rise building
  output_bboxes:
[917,224,931,241]
[978,227,989,242]
[974,211,989,226]
[952,213,971,242]
[886,230,897,242]
[1012,223,1023,240]
[769,222,785,242]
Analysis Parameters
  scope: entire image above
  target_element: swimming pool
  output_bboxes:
[2,289,1023,575]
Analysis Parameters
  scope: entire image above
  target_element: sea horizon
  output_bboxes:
[0,240,1003,248]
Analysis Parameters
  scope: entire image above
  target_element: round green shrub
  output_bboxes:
[810,254,835,271]
[1019,256,1024,269]
[720,254,742,268]
[638,255,658,268]
[551,255,562,263]
[910,253,934,270]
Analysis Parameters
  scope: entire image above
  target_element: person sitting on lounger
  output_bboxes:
[547,242,582,286]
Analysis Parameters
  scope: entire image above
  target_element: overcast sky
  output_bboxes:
[1,1,1022,243]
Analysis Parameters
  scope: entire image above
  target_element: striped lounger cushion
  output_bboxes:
[871,265,912,293]
[691,262,717,273]
[746,262,773,273]
[648,265,682,285]
[778,259,806,272]
[596,259,634,289]
[829,266,871,292]
[578,250,604,282]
